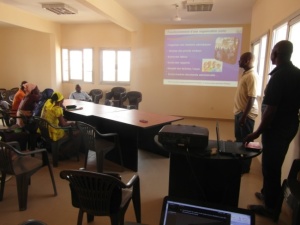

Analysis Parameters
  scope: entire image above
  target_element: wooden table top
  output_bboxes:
[63,99,183,128]
[63,99,126,116]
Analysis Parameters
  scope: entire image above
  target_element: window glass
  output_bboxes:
[61,48,93,82]
[101,50,131,83]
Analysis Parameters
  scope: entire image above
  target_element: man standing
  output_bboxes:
[245,40,300,219]
[69,84,92,102]
[234,52,258,174]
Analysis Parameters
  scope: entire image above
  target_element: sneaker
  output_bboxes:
[248,204,275,219]
[255,192,265,201]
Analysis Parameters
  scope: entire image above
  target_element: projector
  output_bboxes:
[158,124,209,151]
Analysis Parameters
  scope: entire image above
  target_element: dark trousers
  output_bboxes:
[234,112,255,173]
[261,124,298,210]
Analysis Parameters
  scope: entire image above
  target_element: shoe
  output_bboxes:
[248,204,275,219]
[255,192,265,201]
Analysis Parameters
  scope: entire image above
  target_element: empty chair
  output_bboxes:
[35,117,79,167]
[77,121,123,172]
[60,169,141,225]
[0,141,57,211]
[274,159,300,224]
[2,89,18,105]
[89,89,103,104]
[124,91,142,109]
[105,87,126,107]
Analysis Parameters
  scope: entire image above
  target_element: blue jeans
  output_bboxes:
[234,112,255,142]
[234,112,255,173]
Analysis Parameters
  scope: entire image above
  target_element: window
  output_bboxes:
[252,34,268,96]
[62,48,93,82]
[101,50,131,83]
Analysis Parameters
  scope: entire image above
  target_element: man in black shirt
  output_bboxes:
[244,40,300,219]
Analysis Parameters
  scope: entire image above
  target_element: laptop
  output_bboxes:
[160,196,255,225]
[215,121,262,157]
[216,121,244,156]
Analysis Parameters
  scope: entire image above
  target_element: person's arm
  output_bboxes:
[84,92,92,101]
[58,115,74,127]
[69,93,74,99]
[239,96,255,125]
[244,104,277,143]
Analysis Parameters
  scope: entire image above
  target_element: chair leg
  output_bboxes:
[46,162,57,196]
[132,176,141,223]
[96,151,104,173]
[16,175,30,211]
[87,213,94,223]
[51,142,59,167]
[77,209,84,225]
[0,172,6,201]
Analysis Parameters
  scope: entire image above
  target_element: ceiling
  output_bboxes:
[0,0,255,26]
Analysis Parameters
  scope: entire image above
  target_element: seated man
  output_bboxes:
[69,84,92,102]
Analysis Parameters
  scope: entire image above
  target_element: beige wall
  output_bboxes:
[251,0,300,178]
[0,27,52,90]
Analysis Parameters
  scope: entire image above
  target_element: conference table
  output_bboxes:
[63,99,183,171]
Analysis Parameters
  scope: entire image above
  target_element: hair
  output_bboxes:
[275,40,293,61]
[50,93,59,103]
[20,81,27,90]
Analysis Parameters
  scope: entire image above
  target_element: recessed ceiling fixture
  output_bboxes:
[41,3,78,15]
[182,0,213,12]
[173,4,181,21]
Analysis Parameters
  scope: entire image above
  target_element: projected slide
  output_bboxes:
[164,27,243,87]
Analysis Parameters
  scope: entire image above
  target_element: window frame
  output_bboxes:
[251,32,269,97]
[99,49,131,85]
[61,48,94,83]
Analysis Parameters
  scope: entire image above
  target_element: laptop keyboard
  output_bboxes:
[221,141,238,152]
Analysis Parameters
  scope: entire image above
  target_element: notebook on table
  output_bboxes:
[159,196,255,225]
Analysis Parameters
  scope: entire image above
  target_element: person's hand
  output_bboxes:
[243,131,260,145]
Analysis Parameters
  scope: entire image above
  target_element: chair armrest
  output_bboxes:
[6,141,21,151]
[125,174,140,188]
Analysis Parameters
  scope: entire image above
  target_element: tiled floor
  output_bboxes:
[0,119,293,225]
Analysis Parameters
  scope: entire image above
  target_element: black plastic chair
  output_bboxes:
[60,169,141,225]
[124,91,142,109]
[89,89,103,104]
[35,117,79,167]
[77,121,123,172]
[0,141,57,211]
[274,159,300,224]
[105,87,126,108]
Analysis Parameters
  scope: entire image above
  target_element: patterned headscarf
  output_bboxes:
[23,83,37,94]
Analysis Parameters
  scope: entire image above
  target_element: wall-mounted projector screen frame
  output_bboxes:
[164,27,243,87]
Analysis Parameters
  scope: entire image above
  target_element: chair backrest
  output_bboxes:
[76,121,97,153]
[0,141,18,175]
[89,89,103,104]
[60,170,125,215]
[10,87,19,93]
[1,90,16,104]
[35,117,51,141]
[126,91,142,109]
[111,87,126,100]
[288,159,300,180]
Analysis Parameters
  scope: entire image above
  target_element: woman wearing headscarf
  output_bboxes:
[41,91,81,159]
[17,83,40,127]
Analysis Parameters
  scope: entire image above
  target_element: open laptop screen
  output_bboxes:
[160,196,255,225]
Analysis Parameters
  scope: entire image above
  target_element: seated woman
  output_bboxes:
[41,91,81,159]
[16,83,40,127]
